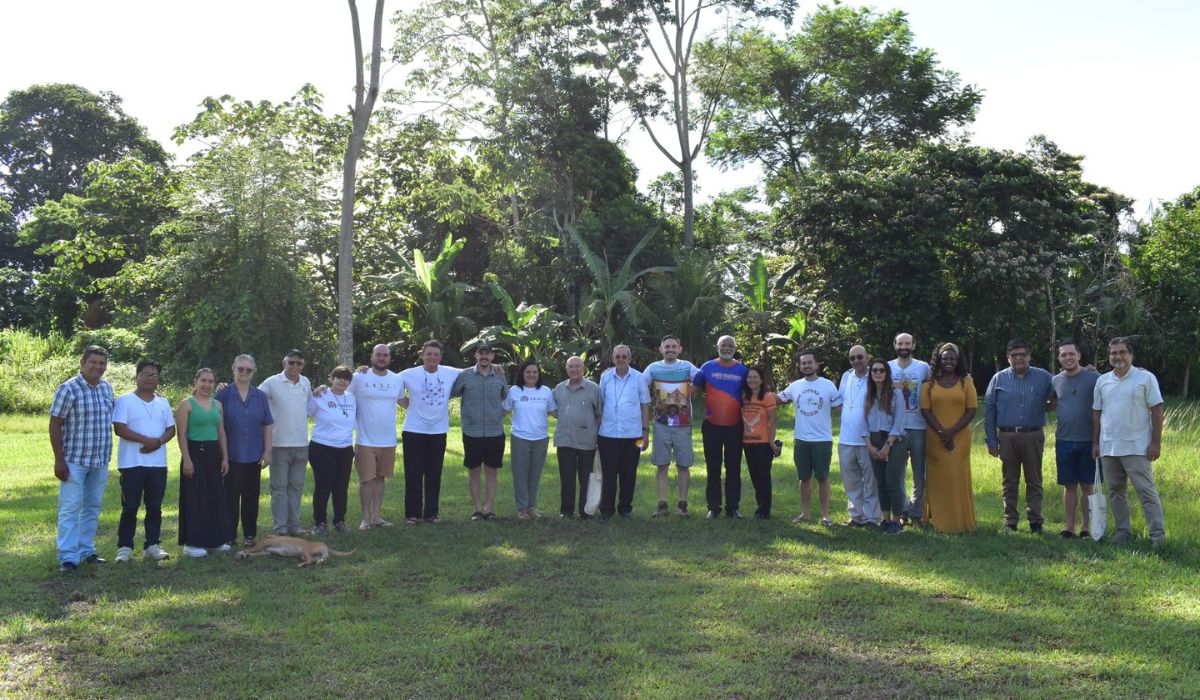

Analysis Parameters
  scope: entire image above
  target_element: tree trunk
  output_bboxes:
[337,0,385,367]
[1046,282,1057,373]
[1182,362,1191,398]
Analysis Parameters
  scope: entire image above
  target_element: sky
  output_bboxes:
[1,0,1196,217]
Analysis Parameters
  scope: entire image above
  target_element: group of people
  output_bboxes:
[49,332,1169,571]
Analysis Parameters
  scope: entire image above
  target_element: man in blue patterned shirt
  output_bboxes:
[49,345,116,572]
[984,338,1056,533]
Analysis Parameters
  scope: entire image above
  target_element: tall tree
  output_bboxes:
[612,0,797,246]
[701,5,980,201]
[339,0,387,367]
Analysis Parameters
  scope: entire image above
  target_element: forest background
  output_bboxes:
[3,0,1200,407]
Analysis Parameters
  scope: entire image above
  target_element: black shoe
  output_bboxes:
[1030,523,1043,534]
[579,513,593,520]
[1004,523,1018,532]
[1059,529,1075,539]
[618,512,631,519]
[754,512,770,520]
[84,554,107,564]
[58,561,77,573]
[707,509,720,519]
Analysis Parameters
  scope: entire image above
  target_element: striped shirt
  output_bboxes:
[49,373,116,468]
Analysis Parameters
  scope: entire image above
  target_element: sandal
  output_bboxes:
[483,512,497,521]
[821,517,834,527]
[403,517,418,526]
[791,514,809,523]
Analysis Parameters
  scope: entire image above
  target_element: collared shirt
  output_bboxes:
[49,373,115,468]
[838,369,870,446]
[983,366,1054,448]
[598,366,651,439]
[864,388,906,437]
[258,372,312,447]
[214,384,274,463]
[552,378,602,449]
[450,366,508,437]
[1052,369,1100,442]
[1093,366,1164,457]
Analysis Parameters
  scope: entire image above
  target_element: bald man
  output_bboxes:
[889,332,931,524]
[838,345,880,526]
[347,343,404,529]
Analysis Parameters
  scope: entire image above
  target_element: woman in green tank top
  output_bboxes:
[175,368,231,556]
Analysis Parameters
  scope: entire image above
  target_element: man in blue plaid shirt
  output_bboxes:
[49,345,116,572]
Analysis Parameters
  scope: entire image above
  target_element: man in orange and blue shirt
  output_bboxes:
[694,335,749,518]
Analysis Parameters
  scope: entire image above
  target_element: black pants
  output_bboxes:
[310,441,354,525]
[224,461,262,541]
[402,431,446,519]
[597,436,639,517]
[743,443,774,518]
[117,467,167,549]
[558,446,595,516]
[703,420,743,514]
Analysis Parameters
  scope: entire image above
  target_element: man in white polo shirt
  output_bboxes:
[258,349,312,535]
[111,359,176,562]
[1092,337,1166,547]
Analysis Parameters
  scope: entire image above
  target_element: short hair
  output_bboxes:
[660,335,680,345]
[1109,337,1134,353]
[194,367,215,381]
[421,339,443,352]
[515,358,544,389]
[1057,339,1082,354]
[1006,338,1029,353]
[232,353,256,371]
[81,345,109,362]
[136,359,162,375]
[798,348,817,362]
[330,365,354,382]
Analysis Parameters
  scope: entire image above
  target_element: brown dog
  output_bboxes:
[233,535,355,568]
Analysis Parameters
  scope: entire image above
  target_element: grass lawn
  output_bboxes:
[2,408,1198,698]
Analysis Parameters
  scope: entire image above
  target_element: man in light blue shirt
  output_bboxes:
[597,345,650,518]
[984,338,1055,533]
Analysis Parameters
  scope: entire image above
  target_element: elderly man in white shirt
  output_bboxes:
[597,344,651,518]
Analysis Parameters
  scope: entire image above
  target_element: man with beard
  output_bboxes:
[642,335,701,517]
[450,344,508,520]
[1051,340,1100,538]
[777,349,843,526]
[888,333,931,524]
[398,340,462,524]
[1092,337,1166,547]
[347,344,404,529]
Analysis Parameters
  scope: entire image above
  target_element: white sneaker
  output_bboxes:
[143,544,170,561]
[115,546,133,563]
[213,543,232,553]
[181,545,208,558]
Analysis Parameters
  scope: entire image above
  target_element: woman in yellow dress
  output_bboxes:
[919,343,977,532]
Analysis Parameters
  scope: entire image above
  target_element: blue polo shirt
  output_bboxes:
[215,384,275,463]
[983,366,1054,448]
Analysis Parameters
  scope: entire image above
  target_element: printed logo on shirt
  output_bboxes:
[796,387,825,417]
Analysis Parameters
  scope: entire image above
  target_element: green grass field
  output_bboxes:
[2,409,1198,698]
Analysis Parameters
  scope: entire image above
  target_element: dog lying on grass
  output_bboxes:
[233,535,355,567]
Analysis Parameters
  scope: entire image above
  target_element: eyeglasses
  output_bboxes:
[1008,352,1028,358]
[849,355,866,360]
[870,368,888,374]
[286,360,304,366]
[137,372,159,379]
[235,367,254,373]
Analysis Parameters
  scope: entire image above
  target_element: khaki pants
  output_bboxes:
[999,429,1044,527]
[1102,455,1165,541]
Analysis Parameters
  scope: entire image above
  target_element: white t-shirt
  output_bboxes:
[504,385,557,441]
[399,365,462,434]
[111,392,175,468]
[348,369,402,447]
[307,392,356,449]
[258,372,312,447]
[838,369,869,446]
[1093,366,1164,457]
[888,358,931,430]
[778,377,842,442]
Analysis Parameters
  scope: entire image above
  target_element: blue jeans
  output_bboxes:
[57,462,109,564]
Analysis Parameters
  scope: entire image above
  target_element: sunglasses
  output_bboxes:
[286,360,305,366]
[870,368,888,374]
[849,354,866,360]
[235,367,254,373]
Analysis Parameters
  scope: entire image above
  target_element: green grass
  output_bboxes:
[2,409,1198,698]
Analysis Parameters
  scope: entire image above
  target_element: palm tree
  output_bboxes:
[461,282,578,381]
[731,253,806,374]
[645,249,728,364]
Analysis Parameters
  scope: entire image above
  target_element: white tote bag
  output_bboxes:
[1088,459,1107,540]
[583,451,603,515]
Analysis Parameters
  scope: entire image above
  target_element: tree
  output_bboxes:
[644,249,727,364]
[463,282,574,374]
[1134,185,1200,395]
[701,5,980,201]
[365,233,478,366]
[611,0,797,247]
[729,253,804,375]
[338,0,387,367]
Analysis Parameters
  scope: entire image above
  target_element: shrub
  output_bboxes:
[72,327,147,363]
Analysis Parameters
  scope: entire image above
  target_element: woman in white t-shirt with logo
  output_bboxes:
[306,366,357,535]
[504,359,557,519]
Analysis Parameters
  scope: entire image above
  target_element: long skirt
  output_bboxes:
[179,440,231,548]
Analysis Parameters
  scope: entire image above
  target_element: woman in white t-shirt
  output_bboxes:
[307,366,357,534]
[504,359,557,519]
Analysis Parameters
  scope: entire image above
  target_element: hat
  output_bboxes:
[284,349,305,359]
[475,343,494,353]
